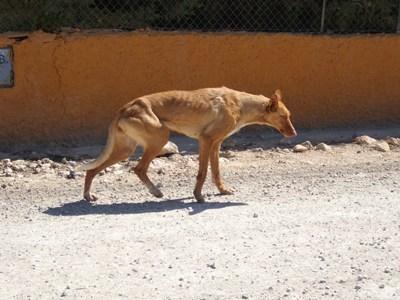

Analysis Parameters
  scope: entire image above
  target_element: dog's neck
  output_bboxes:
[237,94,270,126]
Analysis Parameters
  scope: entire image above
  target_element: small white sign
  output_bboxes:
[0,46,14,87]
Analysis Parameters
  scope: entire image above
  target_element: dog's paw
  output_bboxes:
[194,192,205,203]
[219,187,234,195]
[150,187,164,198]
[84,193,98,202]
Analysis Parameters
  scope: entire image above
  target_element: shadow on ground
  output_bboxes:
[44,197,247,217]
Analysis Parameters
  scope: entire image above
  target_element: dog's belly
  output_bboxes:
[163,121,202,139]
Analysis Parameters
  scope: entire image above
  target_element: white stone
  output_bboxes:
[372,141,390,152]
[293,144,308,153]
[301,141,314,150]
[157,141,179,157]
[354,135,377,145]
[219,157,229,164]
[385,137,400,146]
[2,159,12,168]
[4,167,13,177]
[220,150,235,158]
[280,148,291,153]
[316,143,332,151]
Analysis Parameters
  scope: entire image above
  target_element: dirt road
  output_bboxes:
[1,132,400,299]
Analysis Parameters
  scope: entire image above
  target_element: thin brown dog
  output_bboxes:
[79,87,297,203]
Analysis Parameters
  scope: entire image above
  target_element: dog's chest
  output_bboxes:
[227,121,246,137]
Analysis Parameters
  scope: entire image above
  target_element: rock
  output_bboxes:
[354,135,377,145]
[40,158,52,164]
[66,170,76,179]
[157,141,179,157]
[293,144,308,153]
[219,157,229,164]
[220,150,235,158]
[0,153,11,160]
[385,137,400,147]
[2,158,12,168]
[41,163,52,170]
[280,148,291,153]
[58,170,70,177]
[372,141,390,152]
[156,168,165,175]
[12,165,26,172]
[250,147,263,152]
[152,158,168,169]
[316,143,332,151]
[27,162,38,169]
[110,163,123,171]
[4,167,13,177]
[168,154,182,161]
[33,167,41,174]
[301,141,314,150]
[207,262,216,269]
[354,136,390,152]
[9,160,26,172]
[68,160,77,167]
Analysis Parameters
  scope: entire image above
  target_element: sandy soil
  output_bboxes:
[1,130,400,300]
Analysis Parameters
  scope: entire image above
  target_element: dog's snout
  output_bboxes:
[283,130,297,138]
[280,125,297,138]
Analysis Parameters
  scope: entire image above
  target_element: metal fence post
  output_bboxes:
[397,0,400,32]
[320,0,327,33]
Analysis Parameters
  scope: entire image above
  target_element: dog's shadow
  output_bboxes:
[44,197,247,217]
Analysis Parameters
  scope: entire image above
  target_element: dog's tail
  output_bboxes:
[77,118,119,172]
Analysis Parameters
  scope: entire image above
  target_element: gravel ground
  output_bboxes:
[1,131,400,300]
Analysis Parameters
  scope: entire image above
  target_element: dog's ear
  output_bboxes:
[274,89,282,101]
[268,89,281,112]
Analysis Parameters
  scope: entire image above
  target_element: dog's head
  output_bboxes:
[264,90,297,138]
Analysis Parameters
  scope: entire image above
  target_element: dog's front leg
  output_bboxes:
[194,137,212,203]
[210,140,233,195]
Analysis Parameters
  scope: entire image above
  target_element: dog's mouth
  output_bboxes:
[280,129,297,138]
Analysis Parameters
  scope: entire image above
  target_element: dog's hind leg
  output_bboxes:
[132,127,169,198]
[83,130,137,202]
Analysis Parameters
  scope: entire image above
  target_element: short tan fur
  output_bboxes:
[80,87,297,203]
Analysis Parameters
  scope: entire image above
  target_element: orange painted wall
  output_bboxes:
[0,31,399,146]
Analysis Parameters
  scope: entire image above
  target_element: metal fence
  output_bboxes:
[1,0,400,34]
